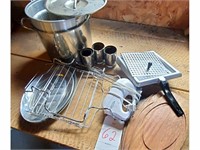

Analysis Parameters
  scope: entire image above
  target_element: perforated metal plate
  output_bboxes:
[117,51,182,87]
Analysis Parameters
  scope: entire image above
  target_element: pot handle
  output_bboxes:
[159,77,184,117]
[21,17,35,31]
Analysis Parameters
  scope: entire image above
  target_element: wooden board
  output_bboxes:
[11,55,189,149]
[11,18,189,91]
[11,18,189,149]
[122,92,189,149]
[11,55,106,149]
[92,0,189,30]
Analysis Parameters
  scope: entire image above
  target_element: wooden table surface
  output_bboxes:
[11,18,189,149]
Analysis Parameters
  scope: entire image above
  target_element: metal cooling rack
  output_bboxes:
[20,60,140,128]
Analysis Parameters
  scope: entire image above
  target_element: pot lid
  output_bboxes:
[45,0,107,16]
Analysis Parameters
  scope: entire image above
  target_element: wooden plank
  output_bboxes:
[11,27,51,62]
[11,55,189,149]
[90,18,188,42]
[122,91,189,149]
[11,17,189,149]
[91,30,189,92]
[92,0,189,30]
[11,55,105,149]
[11,18,188,60]
[11,18,189,91]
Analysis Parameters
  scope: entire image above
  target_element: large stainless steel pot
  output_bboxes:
[23,0,86,33]
[21,0,92,63]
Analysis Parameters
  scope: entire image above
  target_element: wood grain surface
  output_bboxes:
[122,92,188,150]
[92,0,189,30]
[11,18,189,149]
[12,0,189,30]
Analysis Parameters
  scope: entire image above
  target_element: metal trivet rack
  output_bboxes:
[20,60,139,128]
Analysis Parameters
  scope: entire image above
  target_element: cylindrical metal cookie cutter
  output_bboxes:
[92,42,105,64]
[104,45,117,68]
[80,48,95,68]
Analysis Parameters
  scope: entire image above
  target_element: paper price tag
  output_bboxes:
[95,116,124,150]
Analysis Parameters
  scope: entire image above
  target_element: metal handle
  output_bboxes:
[20,17,35,31]
[159,77,184,117]
[73,0,77,9]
